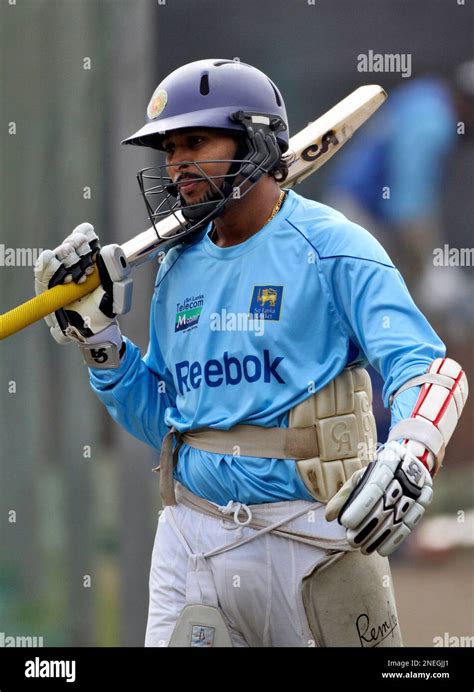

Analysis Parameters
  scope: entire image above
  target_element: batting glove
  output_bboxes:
[34,223,133,368]
[325,440,433,557]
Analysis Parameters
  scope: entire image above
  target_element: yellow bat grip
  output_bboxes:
[0,267,101,340]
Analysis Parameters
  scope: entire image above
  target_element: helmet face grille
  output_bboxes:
[136,125,283,240]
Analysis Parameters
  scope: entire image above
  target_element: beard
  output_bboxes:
[179,179,231,224]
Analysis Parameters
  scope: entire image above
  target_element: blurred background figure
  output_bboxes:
[324,61,474,319]
[323,62,474,444]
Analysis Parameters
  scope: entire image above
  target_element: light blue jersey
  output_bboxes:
[89,190,445,504]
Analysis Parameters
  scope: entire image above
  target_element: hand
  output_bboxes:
[34,223,133,368]
[325,440,433,557]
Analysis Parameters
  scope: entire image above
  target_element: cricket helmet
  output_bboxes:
[122,59,289,238]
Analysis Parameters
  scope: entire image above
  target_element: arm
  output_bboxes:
[89,289,177,450]
[34,224,176,451]
[319,235,468,555]
[317,249,446,409]
[320,251,467,473]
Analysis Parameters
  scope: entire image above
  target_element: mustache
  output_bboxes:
[176,172,201,185]
[164,173,205,199]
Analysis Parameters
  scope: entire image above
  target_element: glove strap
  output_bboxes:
[69,323,124,369]
[81,341,124,368]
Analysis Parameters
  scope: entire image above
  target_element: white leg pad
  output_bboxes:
[168,604,233,647]
[301,550,403,647]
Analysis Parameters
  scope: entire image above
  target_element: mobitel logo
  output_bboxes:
[175,294,204,333]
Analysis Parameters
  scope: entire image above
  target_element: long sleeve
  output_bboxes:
[88,288,176,450]
[318,246,446,414]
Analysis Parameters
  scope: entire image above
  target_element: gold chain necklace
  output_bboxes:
[267,190,286,224]
[210,190,286,242]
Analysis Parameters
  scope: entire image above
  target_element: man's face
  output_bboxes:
[162,128,239,203]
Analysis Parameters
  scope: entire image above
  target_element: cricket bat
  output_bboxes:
[0,85,386,340]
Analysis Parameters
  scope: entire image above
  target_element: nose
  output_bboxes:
[167,141,199,163]
[166,148,194,180]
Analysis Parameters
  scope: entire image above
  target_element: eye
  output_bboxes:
[188,135,205,147]
[163,142,175,154]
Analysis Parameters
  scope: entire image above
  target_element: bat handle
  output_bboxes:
[0,267,101,340]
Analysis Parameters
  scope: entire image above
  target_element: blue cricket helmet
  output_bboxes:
[122,58,289,152]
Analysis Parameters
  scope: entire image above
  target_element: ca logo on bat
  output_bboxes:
[301,130,339,162]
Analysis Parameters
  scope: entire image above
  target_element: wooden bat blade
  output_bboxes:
[283,84,387,186]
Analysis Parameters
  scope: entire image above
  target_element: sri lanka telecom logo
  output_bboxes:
[249,286,283,320]
[175,294,205,332]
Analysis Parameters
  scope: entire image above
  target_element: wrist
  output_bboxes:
[83,322,122,349]
[398,438,435,475]
[79,323,124,369]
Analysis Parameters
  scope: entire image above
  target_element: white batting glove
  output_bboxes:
[325,440,433,557]
[34,223,133,368]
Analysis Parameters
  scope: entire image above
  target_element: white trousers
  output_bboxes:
[145,491,350,647]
